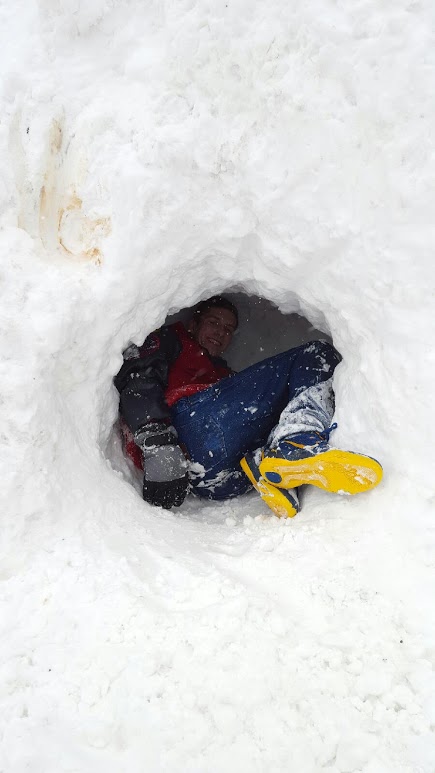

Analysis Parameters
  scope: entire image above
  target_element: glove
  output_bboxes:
[134,423,189,509]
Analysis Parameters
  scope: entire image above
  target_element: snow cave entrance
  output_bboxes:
[108,291,332,490]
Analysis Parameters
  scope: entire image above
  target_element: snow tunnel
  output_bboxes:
[2,1,434,769]
[106,289,333,495]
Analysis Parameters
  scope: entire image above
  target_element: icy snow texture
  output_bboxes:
[1,0,435,771]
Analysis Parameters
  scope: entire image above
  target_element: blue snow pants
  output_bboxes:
[171,340,341,501]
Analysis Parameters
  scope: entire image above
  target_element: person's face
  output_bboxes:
[189,307,237,357]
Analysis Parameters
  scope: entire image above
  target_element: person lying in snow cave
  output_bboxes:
[114,296,382,518]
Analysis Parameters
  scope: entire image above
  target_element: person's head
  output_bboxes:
[188,296,238,357]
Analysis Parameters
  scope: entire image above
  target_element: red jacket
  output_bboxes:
[165,322,231,405]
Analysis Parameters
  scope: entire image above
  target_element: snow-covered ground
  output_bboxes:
[1,0,435,771]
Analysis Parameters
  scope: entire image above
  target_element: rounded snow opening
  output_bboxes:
[104,289,333,497]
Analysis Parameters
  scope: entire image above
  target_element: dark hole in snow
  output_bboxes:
[107,292,332,486]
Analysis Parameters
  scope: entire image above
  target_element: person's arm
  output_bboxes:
[114,326,180,431]
[114,327,188,508]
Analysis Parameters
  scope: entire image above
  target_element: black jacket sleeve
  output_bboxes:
[114,326,181,435]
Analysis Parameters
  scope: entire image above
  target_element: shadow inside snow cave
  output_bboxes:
[165,293,331,372]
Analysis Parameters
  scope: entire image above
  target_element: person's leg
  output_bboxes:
[252,343,383,497]
[171,340,340,506]
[171,392,253,501]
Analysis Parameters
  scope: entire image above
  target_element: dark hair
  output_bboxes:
[193,295,239,327]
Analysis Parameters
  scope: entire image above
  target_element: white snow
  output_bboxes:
[1,0,435,771]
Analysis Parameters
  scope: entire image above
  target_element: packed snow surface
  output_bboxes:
[1,0,435,771]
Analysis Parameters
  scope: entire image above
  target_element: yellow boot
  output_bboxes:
[259,429,383,495]
[240,452,299,518]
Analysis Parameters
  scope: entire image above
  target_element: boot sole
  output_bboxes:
[240,456,299,518]
[259,450,383,495]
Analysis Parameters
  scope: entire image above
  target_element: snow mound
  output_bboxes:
[1,0,435,771]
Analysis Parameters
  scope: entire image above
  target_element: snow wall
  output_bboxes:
[1,1,435,772]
